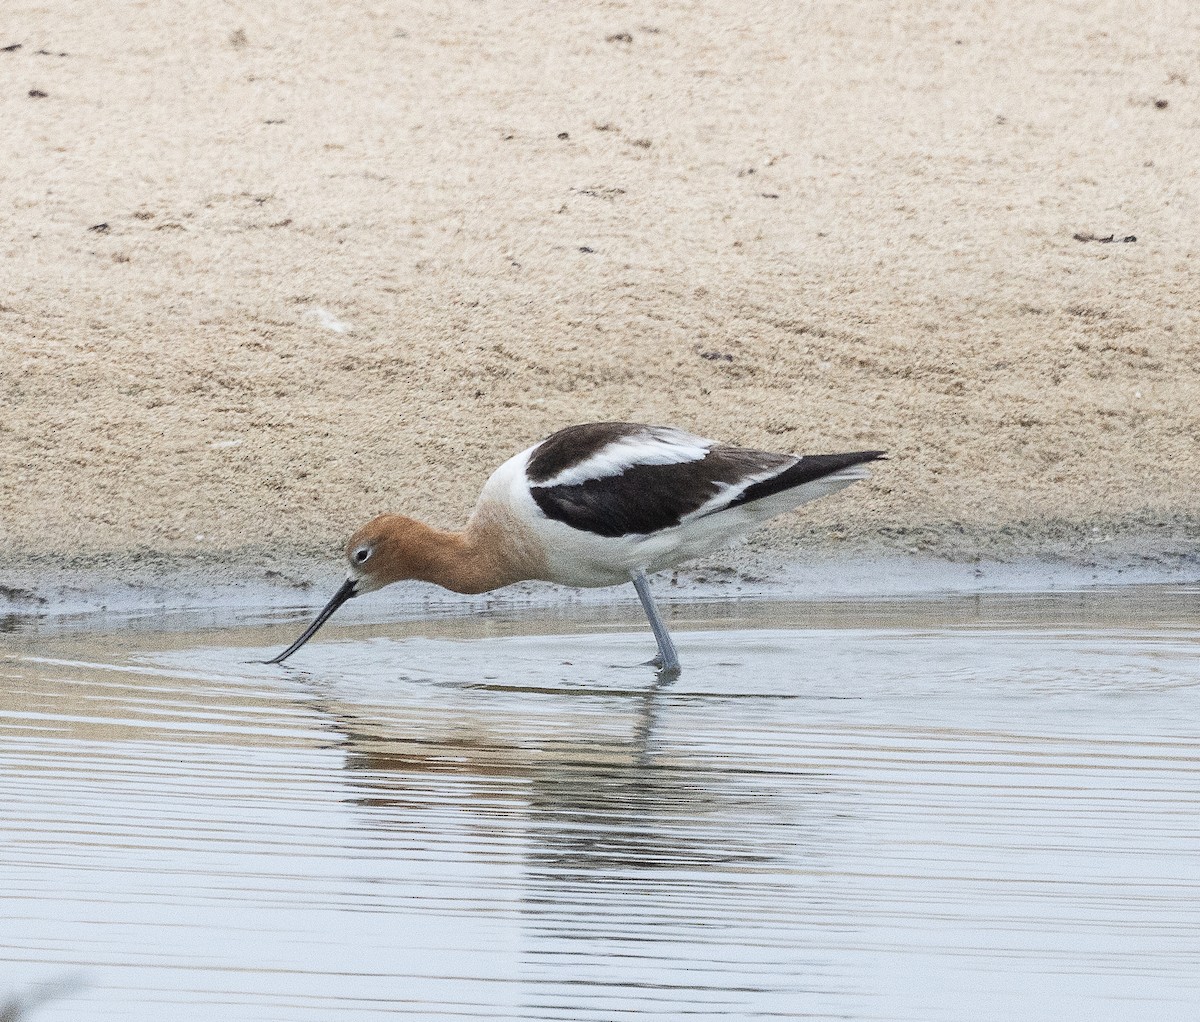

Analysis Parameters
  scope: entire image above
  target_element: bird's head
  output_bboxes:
[343,513,431,593]
[264,513,435,665]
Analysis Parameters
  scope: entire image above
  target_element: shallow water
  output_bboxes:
[3,589,1200,1020]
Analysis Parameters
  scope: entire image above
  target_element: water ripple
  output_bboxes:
[2,593,1199,1020]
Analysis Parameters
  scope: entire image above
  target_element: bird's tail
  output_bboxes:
[725,450,886,511]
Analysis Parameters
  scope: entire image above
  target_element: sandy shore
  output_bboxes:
[3,1,1199,603]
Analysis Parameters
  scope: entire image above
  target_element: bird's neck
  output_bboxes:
[394,526,488,595]
[405,514,538,595]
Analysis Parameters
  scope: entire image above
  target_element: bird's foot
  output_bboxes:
[611,656,681,679]
[646,654,682,679]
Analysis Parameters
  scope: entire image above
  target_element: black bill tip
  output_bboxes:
[261,577,358,665]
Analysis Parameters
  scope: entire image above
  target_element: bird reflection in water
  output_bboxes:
[305,676,829,1018]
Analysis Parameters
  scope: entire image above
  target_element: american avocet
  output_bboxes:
[267,422,884,672]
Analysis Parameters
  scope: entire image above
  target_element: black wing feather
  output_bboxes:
[722,450,886,512]
[526,423,647,484]
[531,448,788,538]
[527,422,886,539]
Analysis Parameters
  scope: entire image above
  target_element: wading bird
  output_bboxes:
[267,422,884,673]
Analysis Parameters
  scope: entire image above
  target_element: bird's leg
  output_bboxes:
[629,569,681,674]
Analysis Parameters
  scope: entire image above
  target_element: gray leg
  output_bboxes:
[630,569,681,673]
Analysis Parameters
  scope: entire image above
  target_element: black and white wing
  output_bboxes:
[525,422,883,538]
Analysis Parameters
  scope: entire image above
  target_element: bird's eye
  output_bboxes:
[353,547,371,564]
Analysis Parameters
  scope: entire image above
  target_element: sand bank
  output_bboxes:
[3,1,1199,600]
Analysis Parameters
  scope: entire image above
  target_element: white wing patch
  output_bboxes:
[533,427,713,488]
